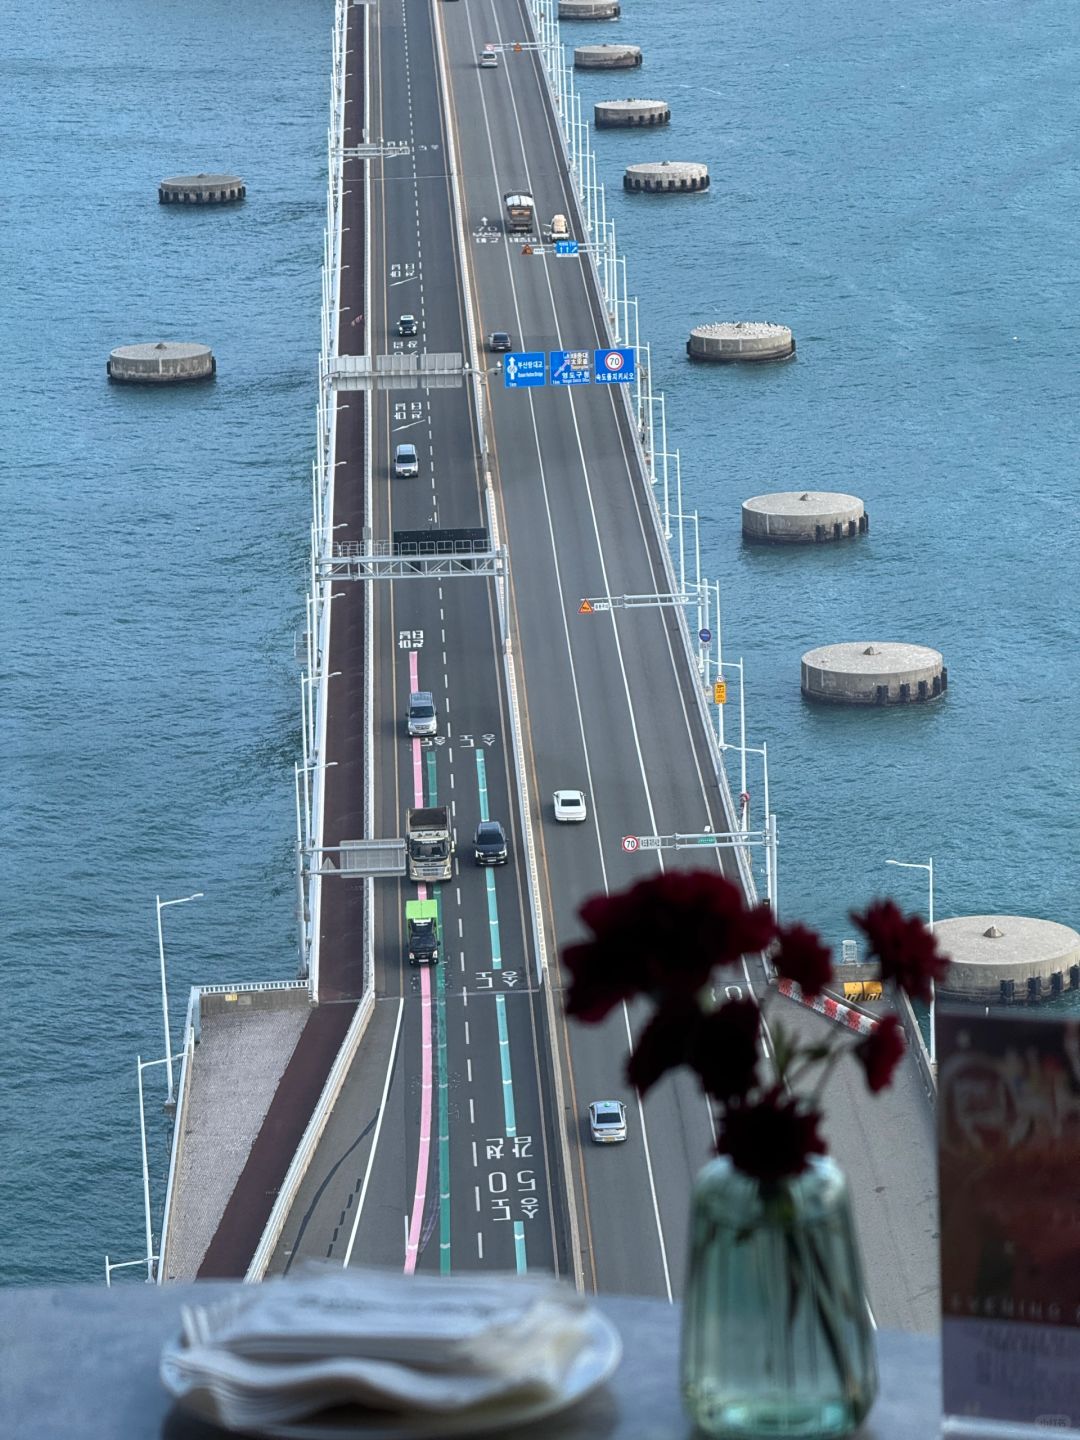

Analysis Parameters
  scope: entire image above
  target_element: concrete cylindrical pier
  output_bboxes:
[159,173,246,205]
[935,916,1080,1004]
[559,0,620,17]
[800,642,947,705]
[624,161,709,193]
[107,341,216,384]
[574,43,642,68]
[595,99,670,128]
[742,491,868,545]
[688,322,794,362]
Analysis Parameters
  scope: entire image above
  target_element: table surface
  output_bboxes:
[1,1281,942,1439]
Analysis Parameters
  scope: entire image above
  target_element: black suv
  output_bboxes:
[488,331,512,352]
[474,820,508,865]
[397,314,418,337]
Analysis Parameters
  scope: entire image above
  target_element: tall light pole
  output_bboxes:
[884,858,936,1064]
[136,1054,172,1282]
[155,892,203,1106]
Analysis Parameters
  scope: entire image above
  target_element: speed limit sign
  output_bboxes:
[621,835,639,853]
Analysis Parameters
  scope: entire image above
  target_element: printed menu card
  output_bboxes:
[939,1007,1080,1432]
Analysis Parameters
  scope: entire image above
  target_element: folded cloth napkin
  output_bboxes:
[160,1263,619,1436]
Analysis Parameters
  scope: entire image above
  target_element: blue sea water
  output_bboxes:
[0,0,332,1285]
[2,0,1079,1286]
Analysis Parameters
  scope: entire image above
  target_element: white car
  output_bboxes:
[479,47,499,68]
[553,789,587,823]
[589,1101,627,1144]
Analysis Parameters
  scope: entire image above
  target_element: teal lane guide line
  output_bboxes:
[425,750,451,1274]
[474,750,502,970]
[474,749,526,1272]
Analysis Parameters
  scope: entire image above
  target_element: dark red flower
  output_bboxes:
[772,922,834,998]
[563,939,640,1023]
[690,998,761,1102]
[855,1014,906,1093]
[627,997,700,1094]
[851,899,950,1003]
[718,1090,826,1183]
[564,871,778,1024]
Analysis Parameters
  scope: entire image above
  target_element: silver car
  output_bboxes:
[589,1100,627,1143]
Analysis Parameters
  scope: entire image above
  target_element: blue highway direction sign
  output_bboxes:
[503,351,546,388]
[550,349,593,386]
[554,239,579,257]
[594,347,636,384]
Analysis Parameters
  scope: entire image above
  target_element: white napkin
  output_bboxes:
[160,1264,618,1435]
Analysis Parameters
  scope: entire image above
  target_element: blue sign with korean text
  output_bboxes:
[554,239,579,257]
[503,352,546,388]
[550,349,593,386]
[593,347,636,383]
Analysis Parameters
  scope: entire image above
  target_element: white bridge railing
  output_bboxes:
[523,0,773,911]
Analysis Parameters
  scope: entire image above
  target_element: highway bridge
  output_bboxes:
[155,0,939,1330]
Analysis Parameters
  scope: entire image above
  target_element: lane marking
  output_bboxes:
[475,750,525,1269]
[462,35,675,1299]
[404,651,439,1275]
[426,750,452,1276]
[342,997,405,1268]
[403,958,433,1276]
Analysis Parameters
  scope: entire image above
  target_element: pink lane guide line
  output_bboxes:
[404,649,434,1275]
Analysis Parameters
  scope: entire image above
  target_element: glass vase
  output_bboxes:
[681,1154,877,1439]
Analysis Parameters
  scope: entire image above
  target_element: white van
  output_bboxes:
[394,443,419,478]
[407,691,437,737]
[548,214,570,242]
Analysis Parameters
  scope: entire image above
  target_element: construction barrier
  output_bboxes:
[842,981,883,1002]
[777,978,878,1037]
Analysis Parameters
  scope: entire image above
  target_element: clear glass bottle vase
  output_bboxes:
[681,1154,878,1439]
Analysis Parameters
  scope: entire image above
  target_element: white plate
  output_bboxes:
[166,1307,622,1439]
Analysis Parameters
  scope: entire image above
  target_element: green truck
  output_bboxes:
[406,899,440,966]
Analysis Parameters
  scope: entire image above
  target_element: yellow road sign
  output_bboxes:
[713,680,727,704]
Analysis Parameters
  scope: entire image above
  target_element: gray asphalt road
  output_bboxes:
[273,0,940,1325]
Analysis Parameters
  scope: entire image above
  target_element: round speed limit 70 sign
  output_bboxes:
[621,835,639,853]
[603,350,625,372]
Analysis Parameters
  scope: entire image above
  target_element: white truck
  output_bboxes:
[406,806,454,882]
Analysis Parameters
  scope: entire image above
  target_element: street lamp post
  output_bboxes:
[884,857,936,1064]
[136,1054,172,1282]
[155,893,203,1107]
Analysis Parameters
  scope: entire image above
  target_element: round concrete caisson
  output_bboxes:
[107,341,216,384]
[574,43,642,68]
[559,0,620,17]
[935,916,1080,1004]
[800,642,947,705]
[688,322,795,362]
[624,161,709,193]
[595,99,670,128]
[159,173,245,204]
[742,491,868,545]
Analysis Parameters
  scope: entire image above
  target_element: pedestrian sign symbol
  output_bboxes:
[714,680,727,704]
[579,599,593,614]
